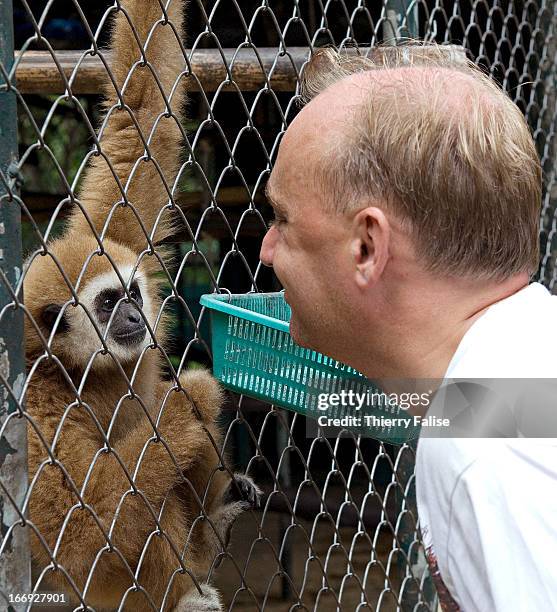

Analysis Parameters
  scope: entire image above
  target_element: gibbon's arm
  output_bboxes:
[68,0,186,255]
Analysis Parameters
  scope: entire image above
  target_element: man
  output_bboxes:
[259,48,557,611]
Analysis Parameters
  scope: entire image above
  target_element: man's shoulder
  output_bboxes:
[417,438,557,487]
[447,282,557,378]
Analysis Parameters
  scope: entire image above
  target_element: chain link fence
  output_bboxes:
[0,1,556,610]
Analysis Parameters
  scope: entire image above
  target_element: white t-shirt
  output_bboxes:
[415,282,557,611]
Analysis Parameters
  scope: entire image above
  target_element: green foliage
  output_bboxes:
[18,95,92,193]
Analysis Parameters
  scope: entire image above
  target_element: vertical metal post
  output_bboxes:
[383,0,419,43]
[0,0,30,609]
[538,0,557,288]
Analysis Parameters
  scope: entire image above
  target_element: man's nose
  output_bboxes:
[260,225,278,267]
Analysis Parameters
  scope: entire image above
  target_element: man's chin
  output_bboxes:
[289,316,315,351]
[289,316,339,361]
[288,316,304,346]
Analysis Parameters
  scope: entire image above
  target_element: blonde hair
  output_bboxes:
[301,46,542,280]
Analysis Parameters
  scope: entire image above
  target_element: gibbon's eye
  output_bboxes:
[98,289,120,313]
[128,282,143,306]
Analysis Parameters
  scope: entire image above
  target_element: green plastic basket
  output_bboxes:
[199,292,420,443]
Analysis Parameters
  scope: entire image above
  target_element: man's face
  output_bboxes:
[259,121,356,356]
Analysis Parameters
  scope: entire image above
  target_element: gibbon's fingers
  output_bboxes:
[209,474,263,553]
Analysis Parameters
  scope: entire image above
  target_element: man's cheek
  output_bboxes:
[273,265,287,290]
[269,251,288,289]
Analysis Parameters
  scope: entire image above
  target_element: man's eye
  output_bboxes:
[270,216,287,228]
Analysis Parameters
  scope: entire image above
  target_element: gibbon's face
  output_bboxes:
[24,237,156,372]
[44,265,153,370]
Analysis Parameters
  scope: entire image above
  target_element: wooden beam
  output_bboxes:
[13,45,466,95]
[20,186,267,218]
[13,47,309,95]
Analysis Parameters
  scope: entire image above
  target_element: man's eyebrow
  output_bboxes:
[265,183,286,214]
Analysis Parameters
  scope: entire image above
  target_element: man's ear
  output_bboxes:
[350,207,390,288]
[41,303,70,334]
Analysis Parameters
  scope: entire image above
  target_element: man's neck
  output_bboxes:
[359,273,530,386]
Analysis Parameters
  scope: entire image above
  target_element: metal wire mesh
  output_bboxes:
[0,1,555,611]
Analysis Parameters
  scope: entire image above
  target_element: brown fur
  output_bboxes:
[23,2,251,610]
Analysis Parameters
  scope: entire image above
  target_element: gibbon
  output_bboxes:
[23,1,260,610]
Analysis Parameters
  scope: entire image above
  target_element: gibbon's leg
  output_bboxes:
[68,0,187,254]
[163,372,263,575]
[106,372,228,610]
[167,476,262,612]
[154,369,226,518]
[118,370,241,611]
[103,484,229,612]
[27,381,220,610]
[155,369,228,559]
[114,370,225,608]
[119,488,215,612]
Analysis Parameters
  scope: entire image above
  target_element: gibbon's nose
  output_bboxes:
[119,302,144,328]
[112,302,146,345]
[127,308,141,324]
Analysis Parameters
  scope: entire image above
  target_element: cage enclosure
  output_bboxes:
[0,1,555,611]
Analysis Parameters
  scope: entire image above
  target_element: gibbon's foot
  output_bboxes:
[223,473,263,510]
[175,583,223,612]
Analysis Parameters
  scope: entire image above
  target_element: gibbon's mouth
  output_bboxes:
[113,327,147,346]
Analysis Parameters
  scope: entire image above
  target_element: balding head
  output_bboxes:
[281,48,541,280]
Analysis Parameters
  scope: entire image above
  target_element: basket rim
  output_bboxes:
[199,291,290,333]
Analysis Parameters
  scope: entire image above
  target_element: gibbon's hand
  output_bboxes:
[154,370,224,470]
[223,473,263,511]
[176,369,225,425]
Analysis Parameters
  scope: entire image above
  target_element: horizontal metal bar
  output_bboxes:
[13,45,467,94]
